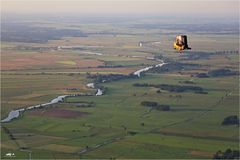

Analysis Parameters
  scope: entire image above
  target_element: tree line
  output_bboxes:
[193,68,238,78]
[141,101,170,111]
[133,83,207,94]
[222,115,239,125]
[87,73,137,83]
[213,149,239,159]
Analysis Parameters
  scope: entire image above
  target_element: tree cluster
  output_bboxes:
[141,101,170,111]
[213,149,239,159]
[222,115,239,125]
[193,69,238,78]
[148,62,200,73]
[208,69,238,77]
[134,83,206,94]
[87,73,137,83]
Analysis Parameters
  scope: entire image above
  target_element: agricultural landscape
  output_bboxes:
[1,4,239,159]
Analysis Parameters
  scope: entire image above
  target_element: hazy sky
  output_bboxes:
[2,0,239,18]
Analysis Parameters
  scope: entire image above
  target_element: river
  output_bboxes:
[1,60,165,123]
[134,61,166,77]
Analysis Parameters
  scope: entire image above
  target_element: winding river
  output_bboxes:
[1,60,165,123]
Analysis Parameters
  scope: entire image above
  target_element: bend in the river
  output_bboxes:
[1,59,166,123]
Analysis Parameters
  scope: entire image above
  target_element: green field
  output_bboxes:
[1,19,239,159]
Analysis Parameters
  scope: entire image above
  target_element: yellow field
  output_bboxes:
[58,60,77,65]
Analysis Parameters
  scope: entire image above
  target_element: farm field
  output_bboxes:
[1,15,239,159]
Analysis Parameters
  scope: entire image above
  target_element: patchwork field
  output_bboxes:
[1,19,239,159]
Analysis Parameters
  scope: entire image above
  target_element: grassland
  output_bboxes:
[1,20,239,159]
